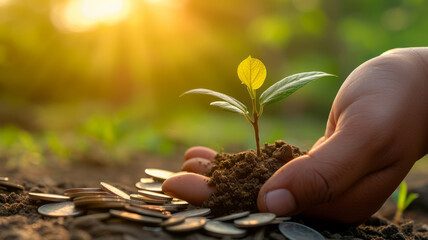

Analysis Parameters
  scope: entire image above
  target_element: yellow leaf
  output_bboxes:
[237,56,266,92]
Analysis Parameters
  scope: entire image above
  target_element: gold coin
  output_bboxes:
[29,192,71,202]
[144,169,175,182]
[137,190,172,201]
[100,182,130,200]
[125,205,171,219]
[165,217,207,232]
[110,209,163,225]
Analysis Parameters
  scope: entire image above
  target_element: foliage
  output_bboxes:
[182,56,333,156]
[392,181,419,223]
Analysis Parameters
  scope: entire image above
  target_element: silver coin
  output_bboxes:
[38,201,84,217]
[130,194,168,204]
[135,182,163,192]
[271,216,292,224]
[29,192,71,202]
[64,188,103,195]
[173,208,211,218]
[213,211,250,221]
[279,222,325,240]
[204,220,247,238]
[160,215,186,227]
[0,181,24,191]
[165,217,207,232]
[137,190,172,201]
[100,182,130,200]
[234,213,276,228]
[0,177,8,181]
[125,205,171,219]
[110,209,163,225]
[144,169,174,182]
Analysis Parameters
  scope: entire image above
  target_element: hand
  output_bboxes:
[162,48,428,223]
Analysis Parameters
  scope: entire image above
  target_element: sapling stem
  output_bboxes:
[250,97,261,156]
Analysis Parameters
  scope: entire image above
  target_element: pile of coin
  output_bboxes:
[24,169,325,239]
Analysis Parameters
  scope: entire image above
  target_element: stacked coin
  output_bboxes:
[27,168,324,239]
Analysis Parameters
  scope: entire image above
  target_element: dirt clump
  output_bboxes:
[203,140,305,215]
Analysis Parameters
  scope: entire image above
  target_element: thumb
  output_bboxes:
[257,131,382,217]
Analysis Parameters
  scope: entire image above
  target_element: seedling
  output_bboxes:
[392,181,419,223]
[181,56,333,156]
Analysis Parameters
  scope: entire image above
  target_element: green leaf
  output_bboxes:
[397,181,408,211]
[181,88,247,112]
[260,71,334,106]
[404,193,419,210]
[237,56,266,96]
[210,101,248,115]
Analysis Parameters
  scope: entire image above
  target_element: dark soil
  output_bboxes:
[1,152,428,240]
[203,140,305,215]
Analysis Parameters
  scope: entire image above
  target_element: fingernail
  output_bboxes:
[264,189,296,216]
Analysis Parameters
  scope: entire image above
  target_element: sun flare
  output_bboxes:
[51,0,131,32]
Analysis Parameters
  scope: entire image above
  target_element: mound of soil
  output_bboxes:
[203,140,305,215]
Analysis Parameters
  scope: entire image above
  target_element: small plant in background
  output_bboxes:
[182,56,333,156]
[392,181,419,223]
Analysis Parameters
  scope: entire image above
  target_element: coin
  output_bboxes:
[165,217,207,232]
[234,213,276,228]
[137,190,172,201]
[135,182,163,192]
[87,202,127,209]
[173,208,211,218]
[160,215,186,227]
[168,199,189,209]
[29,192,71,202]
[144,168,174,182]
[110,209,163,225]
[140,178,155,183]
[68,191,112,199]
[279,222,325,240]
[73,197,125,207]
[100,182,131,200]
[73,194,118,202]
[72,212,111,226]
[204,220,247,238]
[213,211,250,221]
[38,201,84,217]
[125,205,171,219]
[130,194,168,204]
[271,216,292,224]
[0,181,24,191]
[0,177,8,181]
[64,188,103,195]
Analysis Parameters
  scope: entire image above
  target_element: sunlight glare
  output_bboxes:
[0,0,12,7]
[51,0,131,32]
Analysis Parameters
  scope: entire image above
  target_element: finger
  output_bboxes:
[184,146,217,161]
[162,173,215,206]
[257,129,387,219]
[303,159,413,223]
[181,157,213,174]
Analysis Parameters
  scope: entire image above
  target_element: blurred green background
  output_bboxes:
[0,0,427,168]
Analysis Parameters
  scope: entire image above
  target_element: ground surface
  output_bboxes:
[0,156,427,240]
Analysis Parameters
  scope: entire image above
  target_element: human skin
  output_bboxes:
[162,48,428,223]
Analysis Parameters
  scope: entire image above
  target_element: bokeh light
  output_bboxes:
[51,0,131,32]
